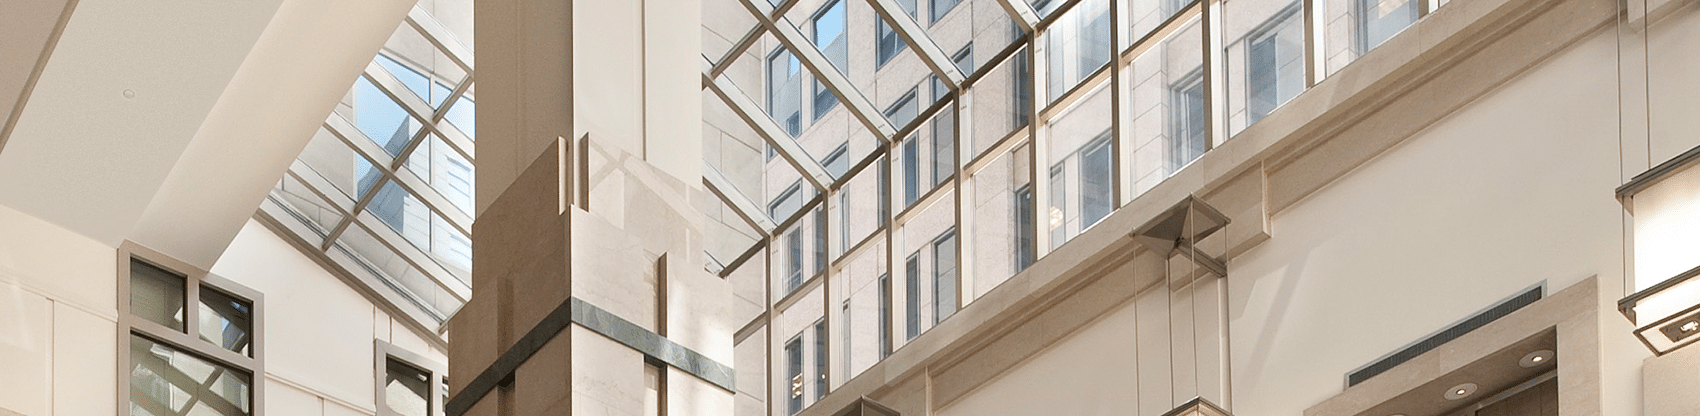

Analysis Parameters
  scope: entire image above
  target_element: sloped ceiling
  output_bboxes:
[0,0,414,268]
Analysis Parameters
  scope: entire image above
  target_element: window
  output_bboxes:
[876,19,906,68]
[904,254,921,340]
[823,144,849,178]
[1013,49,1032,127]
[885,88,920,129]
[813,208,828,275]
[1168,70,1206,173]
[813,319,829,400]
[876,0,917,68]
[770,180,805,219]
[1048,165,1066,250]
[1245,7,1304,126]
[1014,185,1036,271]
[123,252,263,416]
[878,273,892,358]
[931,106,955,187]
[932,230,958,323]
[768,47,803,136]
[930,0,961,23]
[903,138,920,206]
[812,0,846,120]
[785,336,804,415]
[952,44,974,75]
[1079,134,1113,228]
[878,155,891,227]
[1358,0,1418,53]
[1078,0,1111,77]
[787,230,804,292]
[841,300,852,375]
[376,341,448,416]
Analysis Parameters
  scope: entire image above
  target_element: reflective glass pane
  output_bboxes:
[129,334,251,416]
[967,47,1031,158]
[1044,0,1112,103]
[403,135,474,215]
[385,358,431,416]
[378,23,466,108]
[968,143,1031,294]
[443,92,475,140]
[272,173,346,236]
[1226,0,1304,134]
[1126,0,1192,47]
[1043,78,1113,247]
[1325,0,1417,75]
[354,77,423,156]
[299,127,382,200]
[703,0,760,65]
[130,259,186,332]
[1125,16,1202,196]
[335,224,460,315]
[898,187,954,337]
[198,287,253,356]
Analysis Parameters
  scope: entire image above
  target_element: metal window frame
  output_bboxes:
[118,242,267,416]
[375,340,449,416]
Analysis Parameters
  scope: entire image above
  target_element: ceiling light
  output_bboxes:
[1443,383,1477,400]
[1520,349,1555,368]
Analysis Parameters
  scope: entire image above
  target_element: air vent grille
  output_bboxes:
[1346,286,1543,386]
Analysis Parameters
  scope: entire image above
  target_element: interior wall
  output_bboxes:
[212,219,449,415]
[0,202,117,416]
[918,19,1648,416]
[1228,27,1634,416]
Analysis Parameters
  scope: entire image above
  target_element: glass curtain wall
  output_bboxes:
[702,0,1443,412]
[265,4,475,325]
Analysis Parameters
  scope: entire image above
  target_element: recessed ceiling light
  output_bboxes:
[1520,349,1555,368]
[1444,383,1477,400]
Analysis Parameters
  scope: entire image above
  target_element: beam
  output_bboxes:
[703,70,837,191]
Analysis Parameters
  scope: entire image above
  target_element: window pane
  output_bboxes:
[931,106,956,187]
[902,139,920,207]
[932,231,957,323]
[385,358,432,416]
[768,47,804,137]
[785,336,803,415]
[787,230,805,292]
[1080,136,1114,228]
[1044,0,1111,103]
[1126,16,1203,196]
[878,273,892,358]
[904,254,921,340]
[967,47,1031,158]
[1325,0,1417,74]
[129,334,251,416]
[443,94,476,140]
[130,259,186,332]
[198,287,253,356]
[1226,0,1304,134]
[813,319,828,400]
[354,77,422,157]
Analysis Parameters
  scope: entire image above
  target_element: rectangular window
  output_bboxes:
[130,259,187,331]
[903,138,920,207]
[932,231,958,323]
[876,19,906,68]
[385,358,432,416]
[878,274,892,358]
[1012,49,1032,127]
[787,230,804,293]
[1079,135,1113,229]
[878,155,891,227]
[813,208,827,276]
[904,254,921,340]
[823,144,849,178]
[839,193,851,255]
[130,334,253,416]
[1014,185,1035,271]
[814,80,839,121]
[952,44,973,75]
[768,48,803,136]
[814,319,828,400]
[931,106,955,187]
[930,0,961,23]
[124,254,263,416]
[885,88,920,129]
[1245,7,1305,125]
[769,181,805,219]
[1168,70,1206,173]
[199,287,254,355]
[813,0,848,71]
[841,300,852,375]
[785,336,804,415]
[1358,0,1418,53]
[1048,165,1066,250]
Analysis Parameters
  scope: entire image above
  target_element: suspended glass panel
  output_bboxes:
[1043,79,1113,248]
[378,23,467,108]
[299,127,383,200]
[335,224,460,315]
[967,47,1032,158]
[271,173,346,236]
[1324,0,1417,75]
[1043,0,1112,103]
[837,238,886,378]
[1126,0,1193,48]
[442,88,476,140]
[967,142,1031,295]
[401,135,475,215]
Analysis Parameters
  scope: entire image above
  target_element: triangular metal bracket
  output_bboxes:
[1131,196,1231,276]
